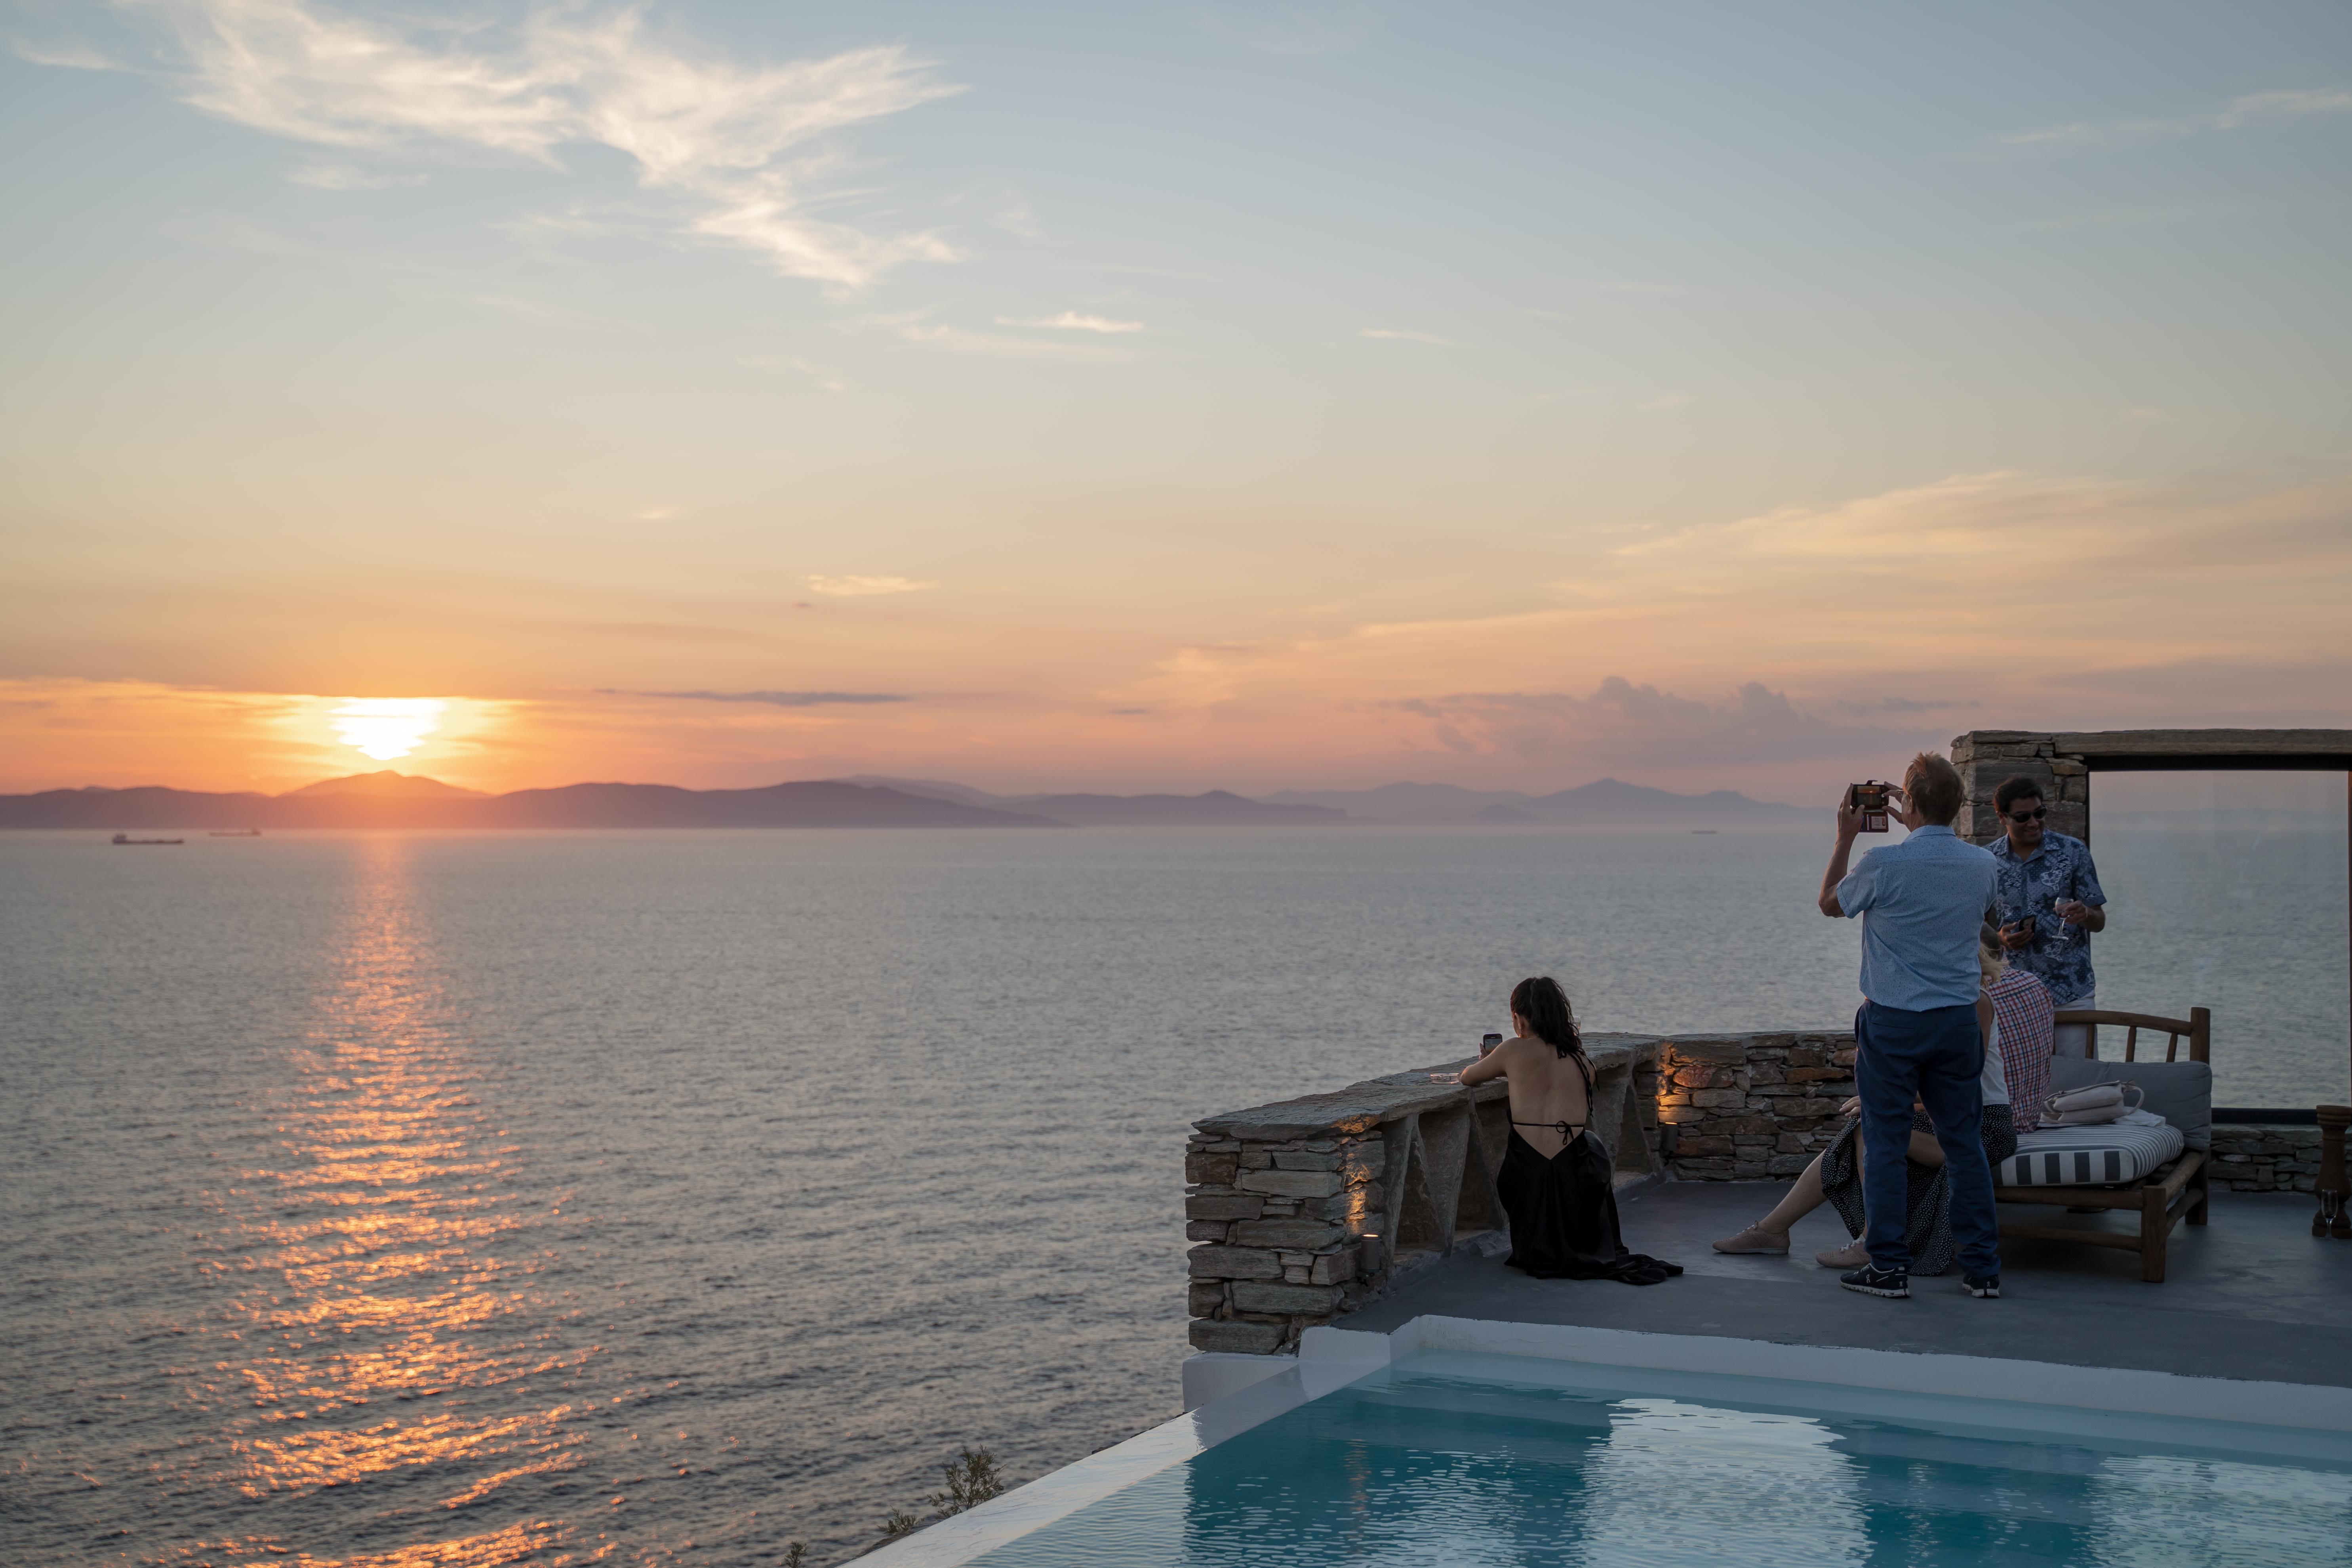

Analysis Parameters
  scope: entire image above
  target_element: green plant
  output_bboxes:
[926,1445,1005,1518]
[874,1443,1007,1547]
[783,1544,806,1567]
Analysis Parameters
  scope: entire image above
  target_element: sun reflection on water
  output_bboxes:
[194,838,606,1564]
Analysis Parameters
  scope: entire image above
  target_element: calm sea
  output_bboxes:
[3,822,2343,1565]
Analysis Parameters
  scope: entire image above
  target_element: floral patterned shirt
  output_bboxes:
[1989,831,2106,1006]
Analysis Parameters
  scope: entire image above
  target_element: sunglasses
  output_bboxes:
[2005,807,2049,823]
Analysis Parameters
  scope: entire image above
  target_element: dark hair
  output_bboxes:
[1992,775,2044,815]
[1903,752,1965,826]
[1510,975,1585,1060]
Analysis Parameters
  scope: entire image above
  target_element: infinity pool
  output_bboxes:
[965,1360,2352,1566]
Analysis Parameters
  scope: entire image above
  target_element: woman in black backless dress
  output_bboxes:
[1461,977,1681,1286]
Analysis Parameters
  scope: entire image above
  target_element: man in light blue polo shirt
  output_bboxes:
[1818,752,2001,1301]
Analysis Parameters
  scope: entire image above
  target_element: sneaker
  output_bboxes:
[1963,1273,2001,1299]
[1711,1225,1790,1256]
[1815,1238,1869,1269]
[1840,1265,1910,1298]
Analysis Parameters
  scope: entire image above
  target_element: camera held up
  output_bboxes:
[1847,780,1895,833]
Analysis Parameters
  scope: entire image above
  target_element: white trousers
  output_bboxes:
[2052,991,2097,1059]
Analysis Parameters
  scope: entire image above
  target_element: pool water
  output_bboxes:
[967,1363,2352,1566]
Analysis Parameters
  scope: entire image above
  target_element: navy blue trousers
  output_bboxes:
[1855,999,2000,1278]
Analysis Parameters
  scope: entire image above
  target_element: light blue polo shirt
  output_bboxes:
[1836,825,1998,1011]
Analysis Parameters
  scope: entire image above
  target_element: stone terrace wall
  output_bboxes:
[1185,1031,1865,1354]
[2210,1125,2323,1193]
[1185,1034,1664,1355]
[1655,1031,1858,1181]
[1185,1029,2297,1354]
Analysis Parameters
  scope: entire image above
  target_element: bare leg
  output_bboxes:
[1752,1153,1829,1237]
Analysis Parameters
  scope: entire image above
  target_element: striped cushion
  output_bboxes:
[1998,1120,2184,1188]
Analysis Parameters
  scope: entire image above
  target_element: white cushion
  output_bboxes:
[2044,1057,2211,1150]
[2000,1111,2185,1188]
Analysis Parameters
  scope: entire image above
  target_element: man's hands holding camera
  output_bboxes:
[1835,784,1904,841]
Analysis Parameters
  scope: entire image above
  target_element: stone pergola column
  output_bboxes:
[1948,730,2089,846]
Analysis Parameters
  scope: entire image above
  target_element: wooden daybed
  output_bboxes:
[1994,1007,2211,1283]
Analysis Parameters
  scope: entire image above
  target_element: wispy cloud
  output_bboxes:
[66,0,963,289]
[628,690,909,707]
[288,160,426,191]
[882,318,1126,359]
[1834,695,1980,716]
[9,40,117,70]
[790,357,846,392]
[1360,327,1457,346]
[806,574,937,597]
[1389,680,1900,770]
[996,311,1147,334]
[1999,86,2350,148]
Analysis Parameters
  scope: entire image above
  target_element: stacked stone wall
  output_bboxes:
[1184,1031,2313,1356]
[1654,1032,1857,1181]
[2209,1124,2323,1193]
[1949,731,2090,845]
[1183,1128,1386,1354]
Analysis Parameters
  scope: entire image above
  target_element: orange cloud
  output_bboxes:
[3,469,2345,801]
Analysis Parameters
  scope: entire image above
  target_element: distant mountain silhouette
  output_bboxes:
[1002,790,1343,827]
[1262,782,1520,822]
[0,777,1059,830]
[283,770,487,798]
[829,775,1009,808]
[835,777,1346,825]
[3,770,1809,831]
[1266,777,1810,826]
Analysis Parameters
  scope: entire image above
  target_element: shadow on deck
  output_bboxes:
[1333,1183,2352,1389]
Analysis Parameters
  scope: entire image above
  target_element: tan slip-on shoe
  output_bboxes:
[1816,1238,1870,1269]
[1711,1225,1790,1256]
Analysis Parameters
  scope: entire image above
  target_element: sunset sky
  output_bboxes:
[4,2,2348,800]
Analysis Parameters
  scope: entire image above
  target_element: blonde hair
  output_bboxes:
[1905,752,1965,825]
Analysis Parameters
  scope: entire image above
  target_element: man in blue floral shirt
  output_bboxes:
[1988,775,2109,1056]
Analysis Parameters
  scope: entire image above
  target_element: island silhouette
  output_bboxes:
[0,771,1810,830]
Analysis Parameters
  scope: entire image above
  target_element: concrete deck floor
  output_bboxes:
[1336,1184,2352,1389]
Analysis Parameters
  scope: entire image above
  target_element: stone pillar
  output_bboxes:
[1183,1127,1386,1354]
[1951,730,2090,845]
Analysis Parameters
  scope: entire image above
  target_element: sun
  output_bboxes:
[331,698,446,761]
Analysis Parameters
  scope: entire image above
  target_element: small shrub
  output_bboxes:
[784,1545,807,1568]
[874,1442,1008,1548]
[926,1446,1005,1518]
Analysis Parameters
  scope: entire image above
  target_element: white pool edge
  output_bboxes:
[855,1355,1373,1566]
[1324,1317,2352,1436]
[859,1318,2352,1564]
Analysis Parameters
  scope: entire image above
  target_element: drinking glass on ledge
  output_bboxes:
[1429,1071,1463,1085]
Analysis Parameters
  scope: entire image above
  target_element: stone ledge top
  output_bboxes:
[1194,1033,1661,1140]
[1955,727,2352,768]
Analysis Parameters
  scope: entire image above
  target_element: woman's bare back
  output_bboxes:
[1493,1036,1592,1158]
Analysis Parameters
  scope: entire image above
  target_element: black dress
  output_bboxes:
[1496,1126,1683,1286]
